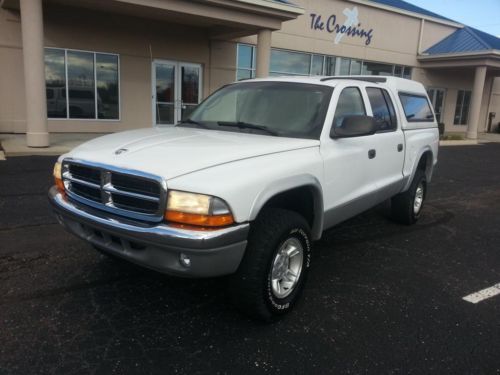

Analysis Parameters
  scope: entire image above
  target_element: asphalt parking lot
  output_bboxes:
[1,144,499,374]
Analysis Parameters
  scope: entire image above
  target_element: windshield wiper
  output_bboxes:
[217,121,278,136]
[178,119,208,128]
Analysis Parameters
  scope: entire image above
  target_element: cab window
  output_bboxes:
[333,87,366,128]
[366,87,397,131]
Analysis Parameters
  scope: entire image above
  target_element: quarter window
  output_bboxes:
[399,93,434,122]
[44,48,120,120]
[454,90,471,125]
[333,87,366,128]
[367,88,397,131]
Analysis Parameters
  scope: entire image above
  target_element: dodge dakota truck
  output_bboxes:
[49,76,439,321]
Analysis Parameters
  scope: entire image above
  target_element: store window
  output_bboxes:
[311,55,324,76]
[394,65,412,79]
[44,48,120,120]
[270,49,311,75]
[325,56,336,76]
[236,44,255,80]
[454,90,471,125]
[338,58,351,75]
[399,93,434,122]
[350,60,362,75]
[236,44,413,81]
[362,62,393,76]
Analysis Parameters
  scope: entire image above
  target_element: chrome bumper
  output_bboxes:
[48,186,249,277]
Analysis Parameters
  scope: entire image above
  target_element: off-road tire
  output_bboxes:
[229,208,312,322]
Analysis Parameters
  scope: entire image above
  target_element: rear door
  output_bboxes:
[364,86,405,200]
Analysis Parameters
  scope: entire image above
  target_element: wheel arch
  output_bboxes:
[403,147,435,192]
[248,175,324,240]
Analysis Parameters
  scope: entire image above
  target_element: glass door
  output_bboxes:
[153,60,202,126]
[427,88,446,123]
[154,61,177,125]
[180,63,202,121]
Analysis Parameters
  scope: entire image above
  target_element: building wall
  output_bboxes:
[238,0,458,67]
[0,0,497,136]
[0,5,211,133]
[413,68,475,132]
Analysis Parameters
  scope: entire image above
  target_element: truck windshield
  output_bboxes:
[180,81,333,139]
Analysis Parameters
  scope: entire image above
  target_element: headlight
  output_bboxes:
[165,190,234,228]
[53,162,65,193]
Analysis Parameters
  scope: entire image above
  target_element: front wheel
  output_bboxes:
[229,208,312,322]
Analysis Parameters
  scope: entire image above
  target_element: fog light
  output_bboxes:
[179,253,191,268]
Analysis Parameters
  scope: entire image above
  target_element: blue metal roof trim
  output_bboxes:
[424,27,500,55]
[271,0,296,5]
[368,0,456,22]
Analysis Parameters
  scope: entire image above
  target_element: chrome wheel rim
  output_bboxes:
[414,182,424,214]
[270,237,304,299]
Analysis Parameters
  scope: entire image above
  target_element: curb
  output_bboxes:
[439,140,479,146]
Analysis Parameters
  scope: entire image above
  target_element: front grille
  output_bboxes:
[62,160,166,222]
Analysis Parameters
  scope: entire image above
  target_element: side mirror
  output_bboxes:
[331,115,377,139]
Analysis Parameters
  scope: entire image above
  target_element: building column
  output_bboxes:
[20,0,49,147]
[466,66,487,140]
[255,29,272,78]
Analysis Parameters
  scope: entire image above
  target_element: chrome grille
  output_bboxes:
[62,160,166,222]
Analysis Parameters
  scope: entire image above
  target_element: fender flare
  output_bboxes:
[402,146,435,192]
[248,174,324,240]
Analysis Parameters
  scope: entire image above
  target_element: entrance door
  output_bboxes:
[427,88,446,123]
[153,60,202,125]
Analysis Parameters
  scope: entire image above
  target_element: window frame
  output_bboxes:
[453,89,471,126]
[365,86,398,133]
[398,92,435,123]
[45,47,121,122]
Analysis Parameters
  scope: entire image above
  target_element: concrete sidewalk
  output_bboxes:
[0,133,105,157]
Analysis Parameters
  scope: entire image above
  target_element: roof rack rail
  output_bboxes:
[320,76,387,83]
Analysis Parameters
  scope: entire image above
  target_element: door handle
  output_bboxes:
[397,144,403,152]
[368,149,376,159]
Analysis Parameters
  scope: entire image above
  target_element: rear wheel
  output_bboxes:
[391,169,427,225]
[229,208,312,322]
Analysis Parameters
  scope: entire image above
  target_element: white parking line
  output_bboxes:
[463,283,500,304]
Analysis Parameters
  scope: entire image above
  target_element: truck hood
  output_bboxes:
[65,127,320,180]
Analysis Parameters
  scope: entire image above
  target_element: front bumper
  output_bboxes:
[48,187,249,277]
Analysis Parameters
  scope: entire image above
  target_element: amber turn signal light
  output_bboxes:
[53,162,65,193]
[165,211,234,228]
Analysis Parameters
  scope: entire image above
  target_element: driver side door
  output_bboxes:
[320,85,379,229]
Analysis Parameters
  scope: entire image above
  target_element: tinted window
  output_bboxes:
[333,87,366,128]
[311,55,324,76]
[367,88,397,131]
[187,82,333,140]
[399,93,434,122]
[454,90,471,125]
[44,48,67,118]
[96,53,119,120]
[362,62,393,76]
[270,49,311,75]
[383,91,397,127]
[67,51,95,119]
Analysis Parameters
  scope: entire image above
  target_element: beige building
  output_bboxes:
[1,0,499,147]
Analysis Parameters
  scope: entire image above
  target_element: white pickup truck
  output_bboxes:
[49,76,439,321]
